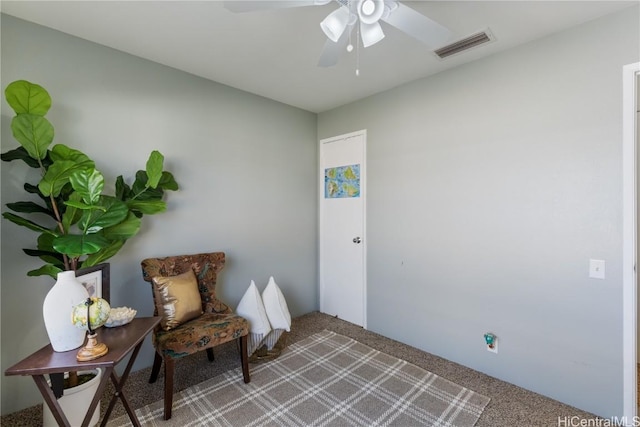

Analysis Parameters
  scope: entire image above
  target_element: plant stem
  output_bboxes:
[129,185,150,201]
[48,194,70,271]
[38,159,71,271]
[67,371,78,388]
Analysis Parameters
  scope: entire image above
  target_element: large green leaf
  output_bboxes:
[23,182,57,212]
[69,168,104,205]
[24,183,41,194]
[146,151,164,189]
[130,171,178,201]
[136,186,164,201]
[126,199,167,215]
[53,233,110,257]
[24,248,55,257]
[61,192,84,232]
[39,160,85,197]
[158,171,179,191]
[37,232,57,251]
[80,196,128,233]
[23,248,56,257]
[11,114,54,160]
[6,201,55,218]
[23,248,65,266]
[83,240,125,267]
[102,212,141,240]
[2,212,57,235]
[49,145,94,169]
[131,170,149,196]
[33,233,65,268]
[64,200,102,211]
[1,147,41,168]
[5,80,51,116]
[115,175,131,200]
[27,264,62,279]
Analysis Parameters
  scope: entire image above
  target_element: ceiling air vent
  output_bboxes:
[434,30,494,59]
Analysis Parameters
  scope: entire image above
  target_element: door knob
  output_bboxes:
[353,237,361,244]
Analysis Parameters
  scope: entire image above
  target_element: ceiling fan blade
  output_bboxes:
[224,1,326,13]
[381,2,451,48]
[318,25,352,67]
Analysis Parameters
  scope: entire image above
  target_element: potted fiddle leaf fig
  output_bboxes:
[2,80,178,278]
[2,80,179,426]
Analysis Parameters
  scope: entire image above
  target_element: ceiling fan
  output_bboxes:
[224,0,453,67]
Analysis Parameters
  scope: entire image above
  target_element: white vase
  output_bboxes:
[43,270,89,352]
[43,368,102,427]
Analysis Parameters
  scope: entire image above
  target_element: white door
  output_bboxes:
[319,130,366,327]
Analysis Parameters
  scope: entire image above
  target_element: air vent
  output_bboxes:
[434,30,494,59]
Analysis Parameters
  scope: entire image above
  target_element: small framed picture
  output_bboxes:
[75,263,110,303]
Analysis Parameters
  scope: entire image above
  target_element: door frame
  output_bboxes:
[318,129,367,328]
[623,61,639,422]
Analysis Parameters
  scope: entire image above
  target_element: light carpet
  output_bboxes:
[108,330,490,427]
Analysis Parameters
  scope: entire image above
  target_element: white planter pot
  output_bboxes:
[43,368,102,427]
[43,270,89,351]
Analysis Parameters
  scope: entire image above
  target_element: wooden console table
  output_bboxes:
[5,316,161,427]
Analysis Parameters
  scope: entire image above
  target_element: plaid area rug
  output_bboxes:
[108,330,490,427]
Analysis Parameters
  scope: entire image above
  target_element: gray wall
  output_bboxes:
[318,7,639,418]
[0,15,318,415]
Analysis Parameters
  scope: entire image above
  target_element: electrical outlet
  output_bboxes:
[484,333,498,354]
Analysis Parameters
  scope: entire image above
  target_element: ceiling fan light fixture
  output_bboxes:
[361,21,385,47]
[362,1,375,15]
[321,6,351,42]
[357,0,384,25]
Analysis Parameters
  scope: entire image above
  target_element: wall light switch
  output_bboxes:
[589,259,605,279]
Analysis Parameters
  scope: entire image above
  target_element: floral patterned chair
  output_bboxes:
[141,252,250,420]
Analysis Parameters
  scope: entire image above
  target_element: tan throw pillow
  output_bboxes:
[152,269,203,331]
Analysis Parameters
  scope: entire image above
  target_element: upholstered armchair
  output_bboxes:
[141,252,250,420]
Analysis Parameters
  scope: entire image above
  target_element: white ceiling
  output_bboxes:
[1,1,636,113]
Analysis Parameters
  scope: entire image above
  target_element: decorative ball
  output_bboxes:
[72,297,111,330]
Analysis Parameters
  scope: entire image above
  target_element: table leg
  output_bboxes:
[100,341,144,427]
[33,374,71,427]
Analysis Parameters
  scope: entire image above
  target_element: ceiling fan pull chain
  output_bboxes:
[347,0,354,53]
[356,23,361,77]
